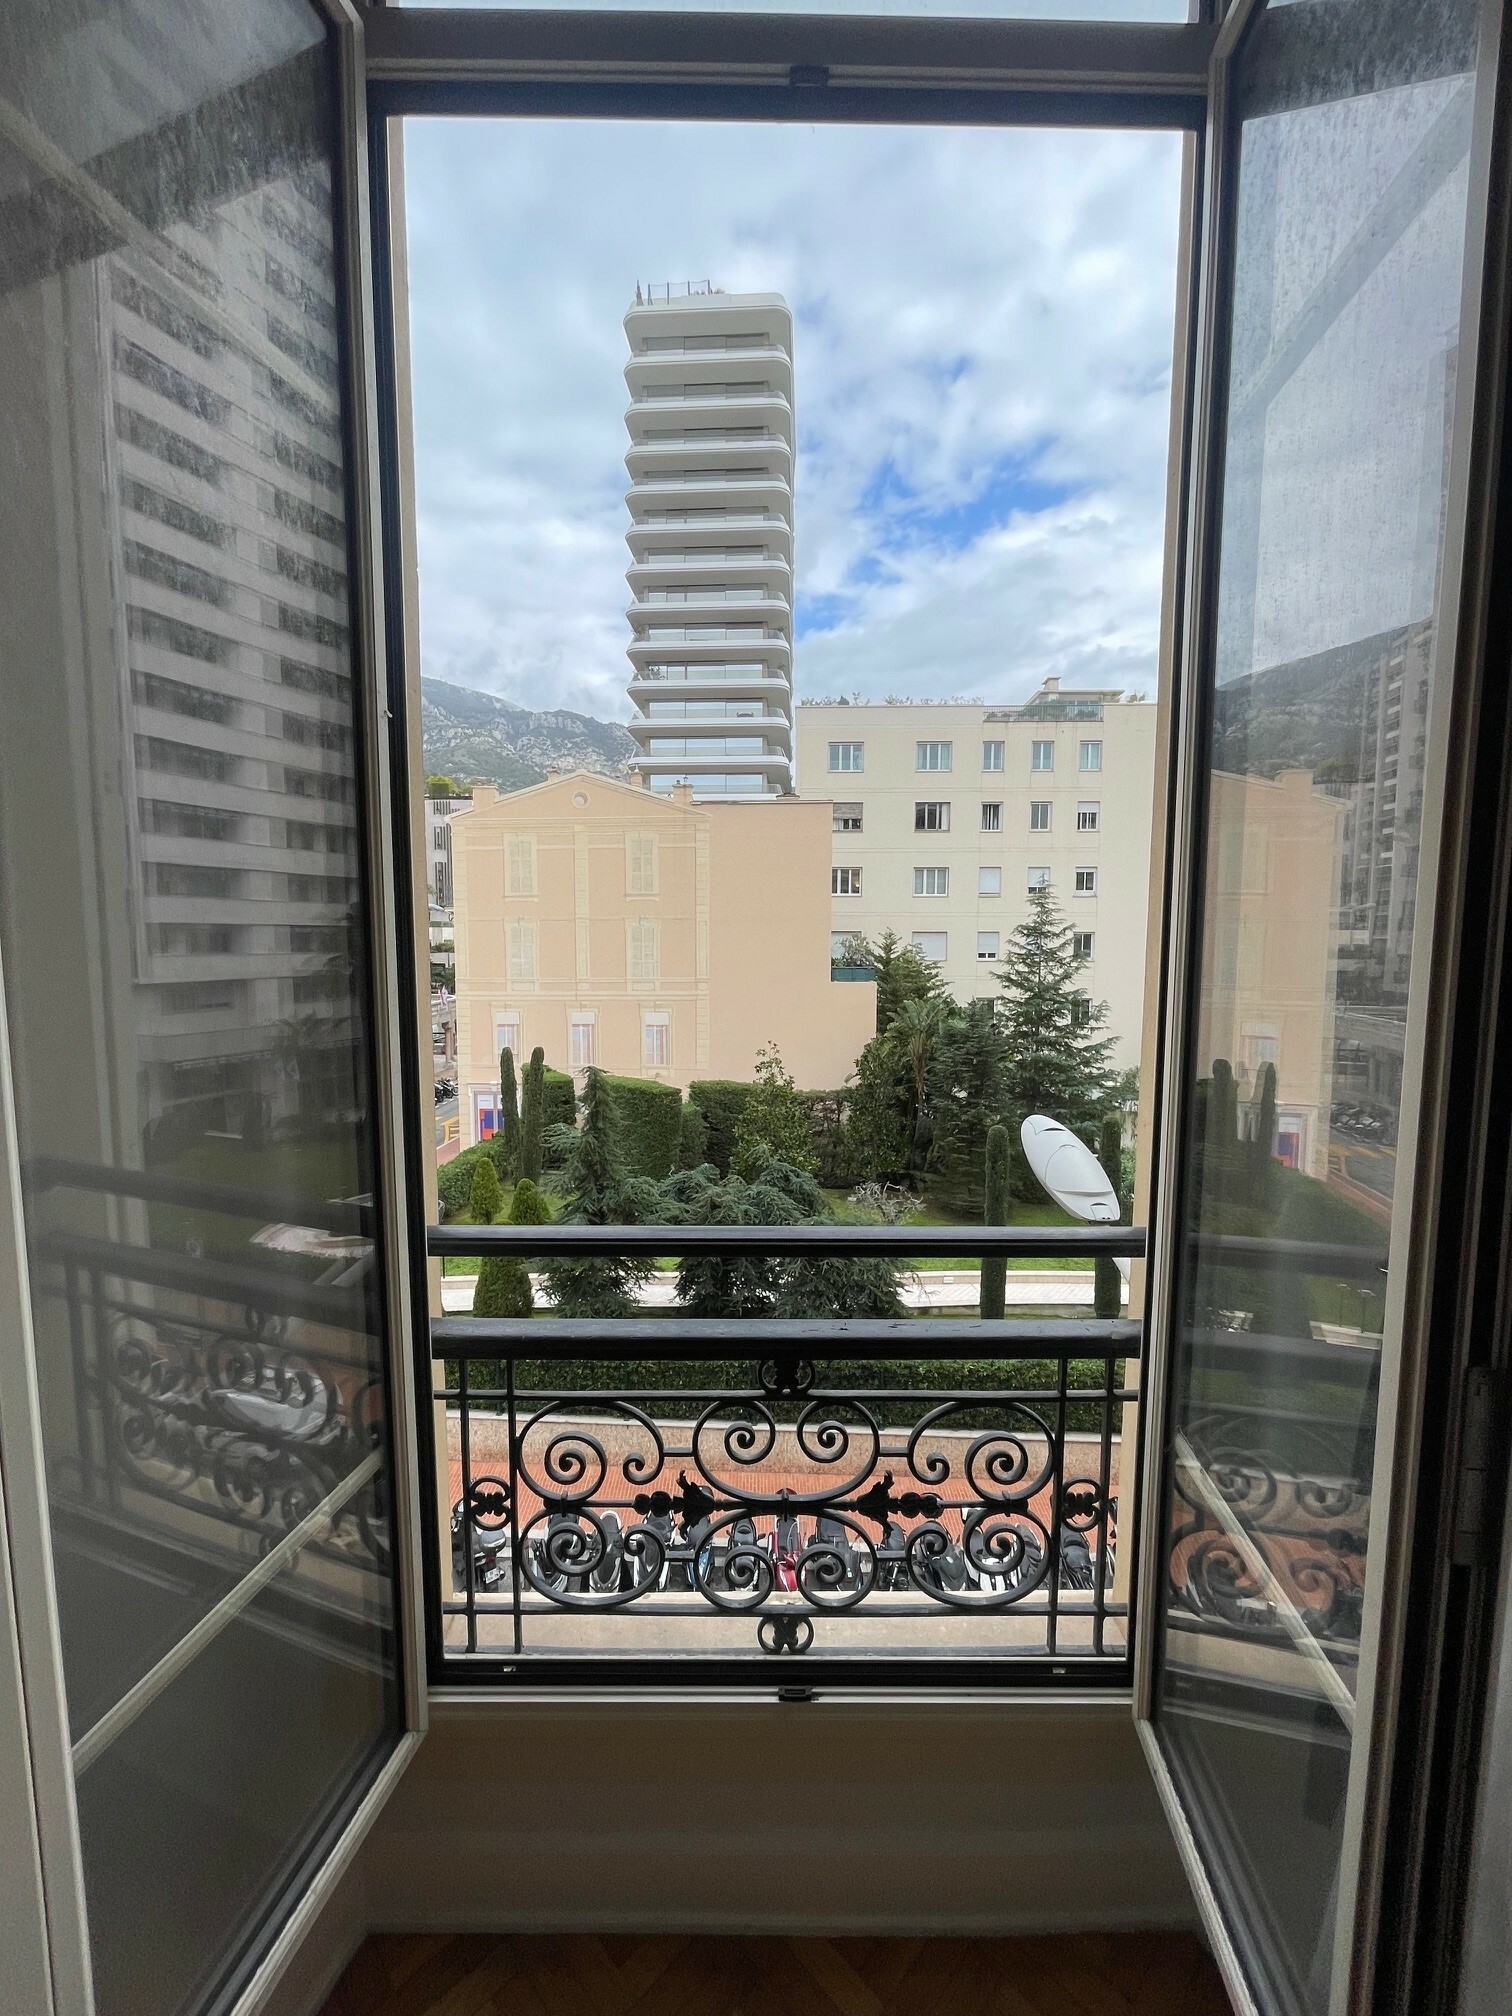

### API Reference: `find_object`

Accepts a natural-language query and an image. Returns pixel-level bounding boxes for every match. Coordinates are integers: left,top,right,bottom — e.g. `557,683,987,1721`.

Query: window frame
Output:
914,799,951,832
363,2,1215,1707
913,865,950,897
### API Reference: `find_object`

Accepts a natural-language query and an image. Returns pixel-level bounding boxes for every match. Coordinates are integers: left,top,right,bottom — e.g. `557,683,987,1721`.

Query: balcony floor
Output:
323,1932,1231,2016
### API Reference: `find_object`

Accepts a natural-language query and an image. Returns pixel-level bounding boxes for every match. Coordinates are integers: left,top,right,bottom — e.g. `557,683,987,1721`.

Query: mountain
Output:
420,677,637,792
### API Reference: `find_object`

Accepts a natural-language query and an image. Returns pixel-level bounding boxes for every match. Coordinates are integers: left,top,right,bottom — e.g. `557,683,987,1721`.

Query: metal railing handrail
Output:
428,1221,1148,1259
433,1314,1142,1364
28,1154,375,1237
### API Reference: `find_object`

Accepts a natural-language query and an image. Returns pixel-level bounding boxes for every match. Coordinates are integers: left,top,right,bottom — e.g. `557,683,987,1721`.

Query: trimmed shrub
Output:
543,1067,576,1129
678,1100,709,1171
687,1079,756,1177
542,1067,576,1166
1094,1113,1124,1320
601,1073,682,1179
520,1046,546,1181
468,1155,503,1225
981,1123,1010,1322
437,1140,506,1218
472,1175,550,1320
498,1047,521,1179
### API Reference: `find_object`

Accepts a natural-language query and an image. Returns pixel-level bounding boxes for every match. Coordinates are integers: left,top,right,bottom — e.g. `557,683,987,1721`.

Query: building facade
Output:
795,681,1157,1066
623,286,795,798
449,772,874,1145
426,794,468,910
1196,769,1346,1183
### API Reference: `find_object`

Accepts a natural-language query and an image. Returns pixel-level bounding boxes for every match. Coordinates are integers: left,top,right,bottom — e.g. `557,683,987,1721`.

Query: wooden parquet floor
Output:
322,1931,1234,2016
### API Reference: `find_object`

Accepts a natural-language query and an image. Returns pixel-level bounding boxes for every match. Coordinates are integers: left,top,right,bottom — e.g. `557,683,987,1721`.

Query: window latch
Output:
1452,1364,1502,1567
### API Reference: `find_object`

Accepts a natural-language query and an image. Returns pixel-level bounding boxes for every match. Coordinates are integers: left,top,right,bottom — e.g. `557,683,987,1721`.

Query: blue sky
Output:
402,117,1184,720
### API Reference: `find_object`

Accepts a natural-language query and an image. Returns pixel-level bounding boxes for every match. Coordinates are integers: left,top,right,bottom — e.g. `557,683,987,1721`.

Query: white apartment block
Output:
796,680,1157,1067
426,795,468,910
623,285,795,798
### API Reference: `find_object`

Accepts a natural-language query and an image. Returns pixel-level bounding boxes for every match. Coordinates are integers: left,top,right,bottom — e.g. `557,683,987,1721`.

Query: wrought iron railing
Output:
30,1159,390,1581
429,1221,1144,1678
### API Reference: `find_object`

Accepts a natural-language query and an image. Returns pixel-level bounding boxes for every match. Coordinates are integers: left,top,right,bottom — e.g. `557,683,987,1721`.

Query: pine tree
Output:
1248,1060,1278,1207
541,1068,655,1317
472,1175,549,1320
868,927,945,1036
519,1045,545,1183
926,997,1010,1216
996,887,1118,1151
468,1153,503,1226
980,1123,1010,1321
732,1043,815,1179
498,1047,521,1180
1094,1112,1125,1320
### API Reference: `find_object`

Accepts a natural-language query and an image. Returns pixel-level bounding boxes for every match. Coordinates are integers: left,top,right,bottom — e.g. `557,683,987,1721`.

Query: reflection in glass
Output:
1155,2,1480,2010
0,5,400,2014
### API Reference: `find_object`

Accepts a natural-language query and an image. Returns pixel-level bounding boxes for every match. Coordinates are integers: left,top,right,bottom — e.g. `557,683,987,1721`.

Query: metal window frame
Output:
1129,5,1512,2016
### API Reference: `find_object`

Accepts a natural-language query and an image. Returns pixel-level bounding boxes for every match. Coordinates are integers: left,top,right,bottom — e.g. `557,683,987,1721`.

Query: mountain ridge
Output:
420,675,636,792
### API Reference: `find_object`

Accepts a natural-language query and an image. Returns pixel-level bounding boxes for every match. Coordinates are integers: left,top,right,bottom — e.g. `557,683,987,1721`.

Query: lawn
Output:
149,1136,366,1258
822,1189,1097,1272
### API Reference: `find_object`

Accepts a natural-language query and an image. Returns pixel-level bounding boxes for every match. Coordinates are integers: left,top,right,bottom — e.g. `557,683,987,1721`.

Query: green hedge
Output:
436,1138,509,1217
600,1073,683,1179
449,1353,1126,1434
687,1079,756,1176
542,1067,576,1166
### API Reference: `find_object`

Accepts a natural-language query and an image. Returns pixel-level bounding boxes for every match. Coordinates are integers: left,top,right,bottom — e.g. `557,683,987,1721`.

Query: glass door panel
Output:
1147,1,1487,2010
0,4,406,2013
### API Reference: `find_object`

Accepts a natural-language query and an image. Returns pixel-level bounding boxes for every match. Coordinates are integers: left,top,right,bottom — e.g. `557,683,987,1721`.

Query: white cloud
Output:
402,114,1184,719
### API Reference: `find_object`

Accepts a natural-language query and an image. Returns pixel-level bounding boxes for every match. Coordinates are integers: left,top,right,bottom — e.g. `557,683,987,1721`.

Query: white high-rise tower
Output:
623,285,794,796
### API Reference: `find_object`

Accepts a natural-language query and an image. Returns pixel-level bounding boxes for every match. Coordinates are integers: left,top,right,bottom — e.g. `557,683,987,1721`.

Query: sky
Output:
402,115,1186,723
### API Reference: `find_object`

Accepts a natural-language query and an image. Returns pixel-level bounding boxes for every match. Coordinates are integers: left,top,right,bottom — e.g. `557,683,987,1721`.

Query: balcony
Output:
624,434,794,482
628,473,792,516
624,390,794,444
430,1222,1143,1673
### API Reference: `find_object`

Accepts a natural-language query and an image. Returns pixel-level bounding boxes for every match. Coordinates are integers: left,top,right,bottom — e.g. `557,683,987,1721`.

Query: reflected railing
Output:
30,1158,390,1582
430,1221,1144,1674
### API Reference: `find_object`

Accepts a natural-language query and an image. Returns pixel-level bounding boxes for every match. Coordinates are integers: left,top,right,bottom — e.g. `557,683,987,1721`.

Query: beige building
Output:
450,772,875,1144
1196,768,1346,1182
795,681,1158,1067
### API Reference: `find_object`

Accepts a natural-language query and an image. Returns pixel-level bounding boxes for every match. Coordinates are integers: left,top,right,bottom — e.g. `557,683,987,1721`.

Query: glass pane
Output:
405,109,1181,1669
1154,1,1482,2009
0,4,401,2012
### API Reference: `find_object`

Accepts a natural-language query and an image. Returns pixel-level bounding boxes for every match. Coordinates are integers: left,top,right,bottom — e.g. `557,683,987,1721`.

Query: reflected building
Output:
1,143,364,1166
1196,768,1345,1182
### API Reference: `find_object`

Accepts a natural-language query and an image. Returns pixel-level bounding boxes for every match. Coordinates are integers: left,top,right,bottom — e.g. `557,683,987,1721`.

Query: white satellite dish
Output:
1021,1115,1119,1220
1021,1115,1129,1286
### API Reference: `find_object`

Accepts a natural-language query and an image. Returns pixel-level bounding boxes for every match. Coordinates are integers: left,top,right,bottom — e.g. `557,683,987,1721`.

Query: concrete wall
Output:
357,1699,1198,1940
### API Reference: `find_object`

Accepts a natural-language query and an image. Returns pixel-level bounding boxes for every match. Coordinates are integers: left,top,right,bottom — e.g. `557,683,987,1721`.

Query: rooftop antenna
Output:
635,282,643,305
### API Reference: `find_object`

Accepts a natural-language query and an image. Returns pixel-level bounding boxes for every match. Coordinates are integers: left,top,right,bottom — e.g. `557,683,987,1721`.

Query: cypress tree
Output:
472,1175,549,1321
541,1068,655,1317
520,1045,546,1183
1249,1060,1278,1206
467,1153,503,1226
1094,1111,1124,1320
498,1046,521,1179
980,1123,1010,1322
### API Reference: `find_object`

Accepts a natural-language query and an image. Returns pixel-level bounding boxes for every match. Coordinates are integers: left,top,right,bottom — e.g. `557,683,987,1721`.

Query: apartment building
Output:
622,285,795,798
796,680,1157,1065
1,152,366,1161
426,793,469,910
448,770,873,1143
